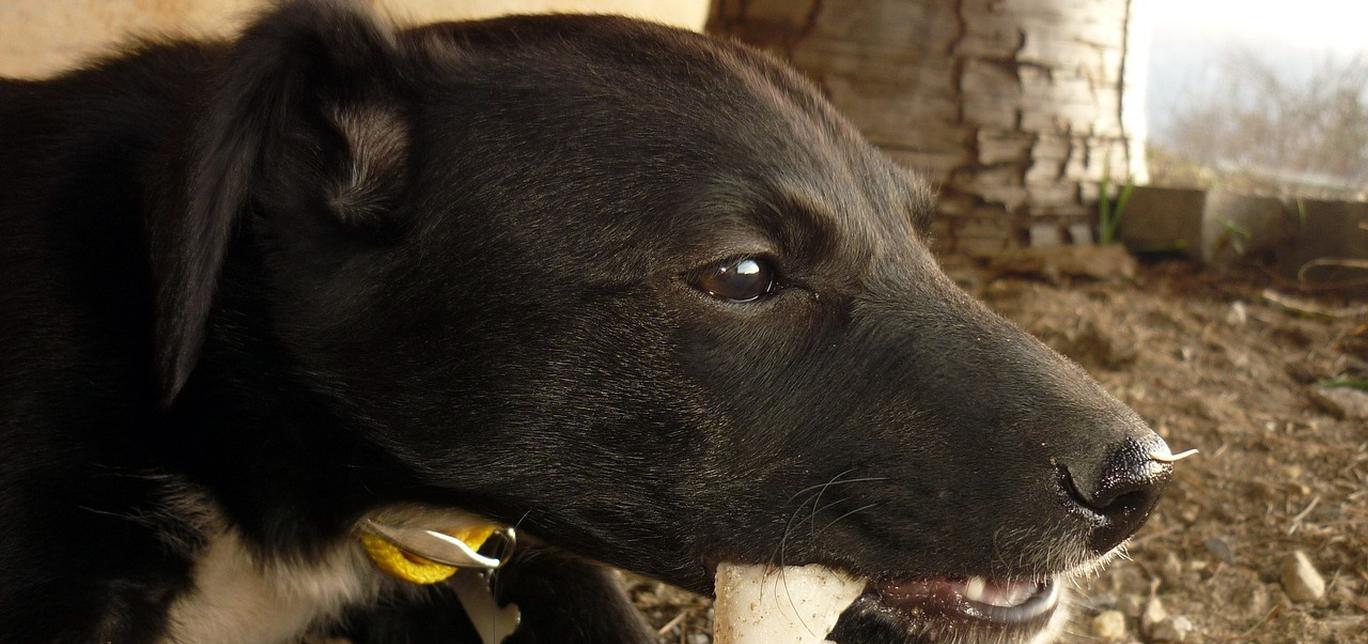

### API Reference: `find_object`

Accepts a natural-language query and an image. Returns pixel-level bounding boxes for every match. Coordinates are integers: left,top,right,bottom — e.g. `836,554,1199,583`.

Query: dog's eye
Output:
693,257,777,302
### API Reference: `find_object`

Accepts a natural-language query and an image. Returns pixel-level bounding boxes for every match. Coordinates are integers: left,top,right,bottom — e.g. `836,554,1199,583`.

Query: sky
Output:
1148,0,1368,57
1144,0,1368,139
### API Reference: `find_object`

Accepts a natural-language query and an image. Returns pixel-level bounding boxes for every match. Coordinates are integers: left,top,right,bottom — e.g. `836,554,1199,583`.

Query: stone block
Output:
934,192,981,217
956,236,1010,257
1079,180,1100,203
1021,102,1105,134
1120,187,1367,276
1201,191,1296,265
1118,186,1204,256
952,164,1024,189
1021,74,1096,106
961,59,1021,101
1027,183,1077,208
884,148,966,179
984,0,1128,24
928,218,954,240
955,33,1022,59
950,165,1029,210
978,130,1034,165
963,98,1019,129
822,75,962,145
1068,222,1094,244
1032,135,1074,161
970,205,1014,220
800,1,958,51
1031,204,1089,219
1273,198,1368,281
957,217,1015,240
796,46,955,87
1029,222,1064,248
1017,36,1111,70
1025,160,1063,185
979,184,1030,211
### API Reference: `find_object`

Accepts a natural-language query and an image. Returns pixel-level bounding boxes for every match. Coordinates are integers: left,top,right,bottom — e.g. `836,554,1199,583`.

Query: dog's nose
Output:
1058,435,1172,553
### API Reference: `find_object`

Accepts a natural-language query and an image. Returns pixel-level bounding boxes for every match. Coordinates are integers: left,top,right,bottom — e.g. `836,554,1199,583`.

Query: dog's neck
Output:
155,326,384,564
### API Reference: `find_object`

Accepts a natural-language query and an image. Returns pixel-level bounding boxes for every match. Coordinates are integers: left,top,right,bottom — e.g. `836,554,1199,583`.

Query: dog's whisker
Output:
785,474,888,504
774,558,819,639
808,495,852,547
815,502,881,537
805,470,852,539
76,504,134,520
810,496,850,519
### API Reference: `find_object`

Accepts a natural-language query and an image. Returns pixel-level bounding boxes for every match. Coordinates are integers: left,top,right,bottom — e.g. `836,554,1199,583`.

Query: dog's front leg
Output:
492,546,656,644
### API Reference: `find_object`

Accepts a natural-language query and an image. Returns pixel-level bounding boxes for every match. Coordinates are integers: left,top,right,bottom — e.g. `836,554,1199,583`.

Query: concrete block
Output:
1201,191,1295,265
1119,187,1367,280
1117,186,1204,257
1274,198,1368,282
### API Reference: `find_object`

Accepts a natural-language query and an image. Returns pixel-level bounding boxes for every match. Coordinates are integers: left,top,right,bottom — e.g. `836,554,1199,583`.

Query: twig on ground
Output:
1231,604,1282,640
1262,289,1368,319
1297,258,1368,290
656,611,687,637
1287,495,1321,535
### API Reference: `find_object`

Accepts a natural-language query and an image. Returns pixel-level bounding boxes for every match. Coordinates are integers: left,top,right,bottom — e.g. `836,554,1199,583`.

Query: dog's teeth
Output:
964,576,986,602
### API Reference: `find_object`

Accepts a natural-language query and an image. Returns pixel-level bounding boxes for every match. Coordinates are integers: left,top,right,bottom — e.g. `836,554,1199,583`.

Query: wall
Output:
0,0,708,79
709,0,1149,254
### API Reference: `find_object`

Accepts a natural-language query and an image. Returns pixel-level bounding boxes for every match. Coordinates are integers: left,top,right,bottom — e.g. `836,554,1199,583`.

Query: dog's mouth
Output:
827,572,1069,643
874,575,1059,625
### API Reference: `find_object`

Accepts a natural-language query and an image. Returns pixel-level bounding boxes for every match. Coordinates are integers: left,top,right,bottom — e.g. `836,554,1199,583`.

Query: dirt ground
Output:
629,257,1368,643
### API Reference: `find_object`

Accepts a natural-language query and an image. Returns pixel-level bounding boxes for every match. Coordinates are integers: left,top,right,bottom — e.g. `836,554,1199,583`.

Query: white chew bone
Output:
713,563,866,644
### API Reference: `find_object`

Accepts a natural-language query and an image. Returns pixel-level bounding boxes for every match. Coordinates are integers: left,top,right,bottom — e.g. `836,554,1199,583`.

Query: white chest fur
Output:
162,529,378,644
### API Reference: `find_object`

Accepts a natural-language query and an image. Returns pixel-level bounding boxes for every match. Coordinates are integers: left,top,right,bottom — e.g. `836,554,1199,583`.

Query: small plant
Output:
1098,172,1134,245
1221,218,1251,254
1317,377,1368,392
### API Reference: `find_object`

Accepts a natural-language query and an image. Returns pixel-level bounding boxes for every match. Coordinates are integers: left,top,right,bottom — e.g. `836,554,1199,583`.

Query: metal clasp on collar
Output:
360,519,517,569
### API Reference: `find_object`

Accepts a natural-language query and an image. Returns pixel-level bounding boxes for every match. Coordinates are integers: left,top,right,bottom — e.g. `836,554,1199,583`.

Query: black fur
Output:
0,1,1169,642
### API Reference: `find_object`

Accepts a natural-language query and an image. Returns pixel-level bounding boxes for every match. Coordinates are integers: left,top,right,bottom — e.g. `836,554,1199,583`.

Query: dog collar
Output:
358,517,522,643
358,518,513,584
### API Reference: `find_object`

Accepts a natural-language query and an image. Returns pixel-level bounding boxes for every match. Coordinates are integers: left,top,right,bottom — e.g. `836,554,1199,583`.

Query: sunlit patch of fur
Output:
990,521,1130,583
166,529,379,644
327,105,409,224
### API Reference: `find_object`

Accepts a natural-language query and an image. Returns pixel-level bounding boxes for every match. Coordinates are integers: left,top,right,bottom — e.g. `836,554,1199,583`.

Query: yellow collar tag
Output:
360,524,497,585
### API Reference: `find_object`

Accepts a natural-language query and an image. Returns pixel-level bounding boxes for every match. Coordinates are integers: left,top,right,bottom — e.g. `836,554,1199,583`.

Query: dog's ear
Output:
151,0,412,406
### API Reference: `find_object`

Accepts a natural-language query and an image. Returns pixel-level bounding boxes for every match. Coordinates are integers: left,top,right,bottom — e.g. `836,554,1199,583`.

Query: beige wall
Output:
0,0,709,78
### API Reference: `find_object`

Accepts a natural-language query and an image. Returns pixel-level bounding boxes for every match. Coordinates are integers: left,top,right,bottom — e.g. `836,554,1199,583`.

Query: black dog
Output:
0,1,1173,642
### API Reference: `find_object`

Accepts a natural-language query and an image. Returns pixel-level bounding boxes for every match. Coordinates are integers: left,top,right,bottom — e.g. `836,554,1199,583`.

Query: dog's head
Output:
152,2,1171,641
